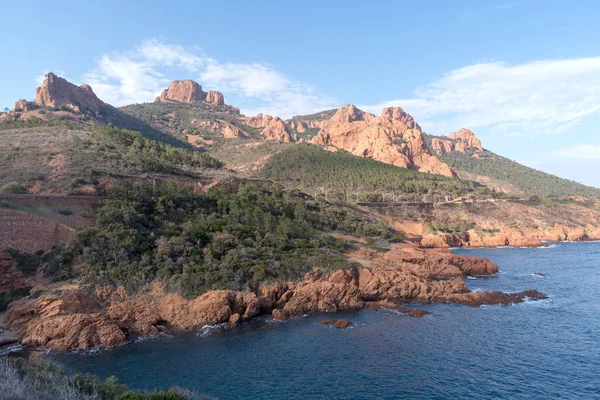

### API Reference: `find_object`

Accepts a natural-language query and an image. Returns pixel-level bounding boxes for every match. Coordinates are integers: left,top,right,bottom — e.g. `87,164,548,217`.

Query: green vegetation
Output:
120,102,263,144
5,247,68,281
0,125,223,194
0,357,212,400
0,286,32,312
437,148,600,198
260,143,476,202
59,181,393,298
94,126,223,172
0,182,27,194
286,109,337,140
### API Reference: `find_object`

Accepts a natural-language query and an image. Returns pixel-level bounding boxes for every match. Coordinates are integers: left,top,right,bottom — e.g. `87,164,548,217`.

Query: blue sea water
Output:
53,242,600,399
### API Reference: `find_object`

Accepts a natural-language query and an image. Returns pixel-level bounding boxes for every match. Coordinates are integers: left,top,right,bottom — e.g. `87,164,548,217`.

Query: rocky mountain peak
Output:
381,107,420,131
331,104,368,123
431,128,483,156
312,104,456,177
155,80,225,106
448,128,483,150
247,113,291,142
35,72,106,113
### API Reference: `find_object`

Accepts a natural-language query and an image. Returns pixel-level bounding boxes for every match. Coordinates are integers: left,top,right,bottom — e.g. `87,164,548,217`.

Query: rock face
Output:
12,99,30,112
155,80,225,106
35,73,106,113
320,319,353,328
247,113,292,142
431,128,483,156
5,245,546,351
312,105,456,177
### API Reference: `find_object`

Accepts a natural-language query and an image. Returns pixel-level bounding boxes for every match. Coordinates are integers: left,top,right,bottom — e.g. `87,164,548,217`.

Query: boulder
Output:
35,73,106,113
320,319,353,329
155,80,225,106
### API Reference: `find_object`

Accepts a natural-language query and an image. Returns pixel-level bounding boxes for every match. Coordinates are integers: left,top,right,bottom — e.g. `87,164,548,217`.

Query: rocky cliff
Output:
246,113,292,142
431,128,483,156
6,244,546,350
155,80,225,106
35,73,107,113
312,105,457,177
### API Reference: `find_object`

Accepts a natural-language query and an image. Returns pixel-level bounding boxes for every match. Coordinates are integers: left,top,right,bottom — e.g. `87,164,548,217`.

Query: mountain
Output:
2,73,599,199
423,132,600,198
2,73,184,147
121,80,293,147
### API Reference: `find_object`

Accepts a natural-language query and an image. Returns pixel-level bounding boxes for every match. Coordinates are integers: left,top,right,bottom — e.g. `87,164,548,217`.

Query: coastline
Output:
2,243,548,353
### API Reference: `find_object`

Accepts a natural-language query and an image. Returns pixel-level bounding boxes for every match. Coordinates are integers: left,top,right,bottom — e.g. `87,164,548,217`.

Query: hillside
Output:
422,133,600,198
0,120,224,195
2,73,184,147
260,143,476,202
442,151,600,198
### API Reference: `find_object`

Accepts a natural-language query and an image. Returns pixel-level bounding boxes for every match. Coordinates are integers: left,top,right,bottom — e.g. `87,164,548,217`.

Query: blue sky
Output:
2,0,600,187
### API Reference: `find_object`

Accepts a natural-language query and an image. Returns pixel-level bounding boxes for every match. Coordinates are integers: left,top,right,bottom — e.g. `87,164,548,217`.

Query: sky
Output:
2,0,600,187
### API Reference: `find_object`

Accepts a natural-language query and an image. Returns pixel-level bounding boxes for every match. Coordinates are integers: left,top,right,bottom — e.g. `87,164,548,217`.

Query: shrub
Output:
0,182,27,194
58,208,73,215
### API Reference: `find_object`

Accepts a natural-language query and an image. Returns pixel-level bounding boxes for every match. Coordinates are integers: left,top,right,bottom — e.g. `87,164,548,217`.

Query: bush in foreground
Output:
0,357,214,400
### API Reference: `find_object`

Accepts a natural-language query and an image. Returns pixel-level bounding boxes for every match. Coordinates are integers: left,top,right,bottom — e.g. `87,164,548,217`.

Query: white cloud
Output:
555,144,600,160
360,58,600,136
75,39,336,118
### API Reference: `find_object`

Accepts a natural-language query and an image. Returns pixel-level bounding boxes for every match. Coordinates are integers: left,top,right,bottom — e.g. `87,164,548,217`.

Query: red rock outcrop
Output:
320,319,353,328
431,128,483,156
311,105,456,177
247,113,292,142
12,99,30,112
6,245,545,351
204,91,225,106
35,73,106,113
155,80,225,106
449,129,483,150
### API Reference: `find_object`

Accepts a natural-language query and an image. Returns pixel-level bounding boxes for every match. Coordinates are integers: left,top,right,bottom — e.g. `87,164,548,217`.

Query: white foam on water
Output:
515,296,553,308
0,344,23,356
196,323,228,337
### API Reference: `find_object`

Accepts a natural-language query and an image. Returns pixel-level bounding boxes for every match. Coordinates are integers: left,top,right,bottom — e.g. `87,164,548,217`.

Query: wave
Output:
196,323,228,337
536,244,557,249
0,344,23,356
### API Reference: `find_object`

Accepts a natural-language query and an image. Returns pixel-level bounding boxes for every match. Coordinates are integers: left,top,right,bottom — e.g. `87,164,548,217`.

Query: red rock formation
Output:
320,319,353,328
35,73,106,113
449,128,483,151
366,300,431,317
12,99,30,112
247,113,292,142
431,128,483,156
155,80,225,106
204,91,225,106
5,246,545,351
312,105,456,177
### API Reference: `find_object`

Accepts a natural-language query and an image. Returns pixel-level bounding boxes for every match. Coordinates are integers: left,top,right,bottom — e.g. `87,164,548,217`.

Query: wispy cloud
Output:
555,144,600,160
78,39,336,118
360,57,600,136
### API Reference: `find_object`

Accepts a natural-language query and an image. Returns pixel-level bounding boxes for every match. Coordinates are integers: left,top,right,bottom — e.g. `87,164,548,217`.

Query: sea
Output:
45,242,600,398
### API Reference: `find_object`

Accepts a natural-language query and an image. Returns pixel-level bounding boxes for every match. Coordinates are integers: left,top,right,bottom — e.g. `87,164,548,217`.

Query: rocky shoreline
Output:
3,245,547,352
